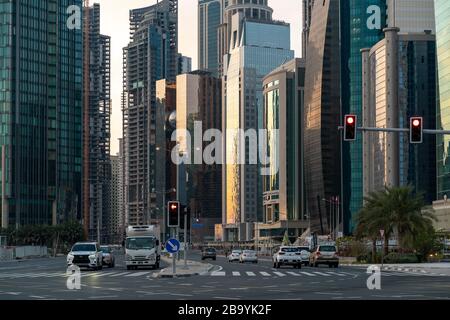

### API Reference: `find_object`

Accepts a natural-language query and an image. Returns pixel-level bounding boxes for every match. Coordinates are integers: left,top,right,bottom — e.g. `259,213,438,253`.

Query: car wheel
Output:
298,263,302,269
314,263,318,268
328,264,333,268
98,264,103,270
276,262,280,269
273,262,276,268
127,266,131,270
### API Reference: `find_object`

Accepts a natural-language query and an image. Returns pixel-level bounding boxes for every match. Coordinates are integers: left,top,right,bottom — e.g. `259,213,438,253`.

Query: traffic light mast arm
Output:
338,126,450,135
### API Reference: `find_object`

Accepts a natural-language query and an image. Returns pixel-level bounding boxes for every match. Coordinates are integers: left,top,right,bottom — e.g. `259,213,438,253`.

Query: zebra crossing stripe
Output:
273,272,286,277
125,272,150,277
260,272,271,277
211,272,226,276
109,272,131,277
300,272,316,277
312,272,331,277
88,272,117,278
286,272,301,276
246,272,256,277
327,272,346,277
232,272,241,276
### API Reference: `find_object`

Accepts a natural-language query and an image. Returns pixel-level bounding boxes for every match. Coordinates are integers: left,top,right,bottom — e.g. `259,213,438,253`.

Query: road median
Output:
153,255,215,278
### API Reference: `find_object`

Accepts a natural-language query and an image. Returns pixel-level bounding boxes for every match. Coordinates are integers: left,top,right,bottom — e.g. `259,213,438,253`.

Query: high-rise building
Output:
218,0,273,77
387,0,435,34
259,58,308,242
177,54,192,74
176,71,222,243
301,0,314,58
123,0,178,226
110,151,123,245
340,0,387,235
198,0,227,76
222,6,294,241
304,0,342,235
435,0,450,200
0,0,83,228
362,29,437,204
84,3,112,243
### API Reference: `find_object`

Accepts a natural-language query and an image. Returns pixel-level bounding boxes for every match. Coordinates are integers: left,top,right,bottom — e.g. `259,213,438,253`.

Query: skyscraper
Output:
260,58,308,242
362,30,437,203
0,0,83,228
176,71,222,243
177,54,193,75
222,4,294,241
84,3,112,243
435,0,450,200
198,0,227,76
123,0,178,226
301,0,314,58
304,0,341,235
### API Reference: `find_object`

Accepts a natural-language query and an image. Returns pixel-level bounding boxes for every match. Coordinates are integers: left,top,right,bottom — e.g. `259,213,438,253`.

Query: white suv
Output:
273,246,302,269
67,242,103,270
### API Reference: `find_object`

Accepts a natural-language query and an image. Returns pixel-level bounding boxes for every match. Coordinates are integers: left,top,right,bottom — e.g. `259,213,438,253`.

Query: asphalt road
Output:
0,252,449,300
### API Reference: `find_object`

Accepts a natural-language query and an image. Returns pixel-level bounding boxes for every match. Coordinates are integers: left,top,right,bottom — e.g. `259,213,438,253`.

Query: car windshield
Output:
232,250,241,254
126,237,155,250
100,246,111,253
298,247,310,252
281,247,298,253
319,246,336,252
205,248,215,252
72,244,96,252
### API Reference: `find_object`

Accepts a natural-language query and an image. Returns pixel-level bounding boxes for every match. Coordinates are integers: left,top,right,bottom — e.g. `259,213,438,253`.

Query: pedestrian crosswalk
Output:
207,270,354,278
0,271,154,280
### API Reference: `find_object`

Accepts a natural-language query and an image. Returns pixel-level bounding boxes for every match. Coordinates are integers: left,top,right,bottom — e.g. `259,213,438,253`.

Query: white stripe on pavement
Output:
109,272,131,277
246,272,256,277
125,272,151,277
232,272,241,276
286,272,301,276
313,272,331,277
260,272,271,277
273,272,286,277
300,272,316,277
211,272,226,276
88,272,118,278
326,272,346,277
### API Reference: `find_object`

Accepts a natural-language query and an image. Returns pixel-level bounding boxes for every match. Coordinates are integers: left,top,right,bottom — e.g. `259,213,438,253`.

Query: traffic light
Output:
344,115,357,141
167,201,180,227
410,117,423,144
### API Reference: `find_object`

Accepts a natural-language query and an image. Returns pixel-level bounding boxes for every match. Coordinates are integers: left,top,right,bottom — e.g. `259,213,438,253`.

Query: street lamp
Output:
322,197,339,240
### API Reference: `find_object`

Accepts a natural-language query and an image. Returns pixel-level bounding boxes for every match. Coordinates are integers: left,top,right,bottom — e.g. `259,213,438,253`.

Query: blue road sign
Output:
165,238,180,254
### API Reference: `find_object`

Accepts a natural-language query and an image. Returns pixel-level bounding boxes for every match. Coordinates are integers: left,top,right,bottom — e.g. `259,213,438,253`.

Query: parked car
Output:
201,247,217,261
228,250,242,262
272,246,302,269
296,246,311,266
240,250,258,264
309,245,339,268
100,245,115,268
67,242,103,270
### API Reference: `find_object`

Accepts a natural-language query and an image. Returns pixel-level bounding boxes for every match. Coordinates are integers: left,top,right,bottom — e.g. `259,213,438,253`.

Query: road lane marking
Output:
109,272,131,277
313,272,331,277
273,272,286,277
287,272,301,276
125,272,151,277
326,272,346,277
232,272,241,276
300,272,316,277
246,272,256,277
211,272,226,276
88,272,117,277
260,272,271,277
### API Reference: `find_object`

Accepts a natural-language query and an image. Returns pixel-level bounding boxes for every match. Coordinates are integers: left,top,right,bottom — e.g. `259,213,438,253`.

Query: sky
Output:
95,0,303,154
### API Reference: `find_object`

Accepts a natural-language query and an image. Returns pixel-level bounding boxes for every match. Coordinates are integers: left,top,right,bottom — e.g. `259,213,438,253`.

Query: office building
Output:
198,0,227,75
178,54,192,74
387,0,435,34
260,58,308,243
362,29,437,204
435,0,450,200
0,0,83,228
304,0,342,235
222,5,294,241
301,0,314,58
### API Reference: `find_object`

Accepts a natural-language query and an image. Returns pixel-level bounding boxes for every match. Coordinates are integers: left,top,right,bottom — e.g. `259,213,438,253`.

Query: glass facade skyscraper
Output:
0,0,83,228
436,0,450,200
342,0,386,234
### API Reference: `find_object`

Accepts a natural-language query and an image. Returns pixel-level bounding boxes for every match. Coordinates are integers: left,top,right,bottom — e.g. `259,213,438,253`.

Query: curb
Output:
153,262,215,279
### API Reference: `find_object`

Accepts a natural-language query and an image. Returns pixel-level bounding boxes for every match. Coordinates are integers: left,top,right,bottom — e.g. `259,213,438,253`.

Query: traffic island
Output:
153,256,215,278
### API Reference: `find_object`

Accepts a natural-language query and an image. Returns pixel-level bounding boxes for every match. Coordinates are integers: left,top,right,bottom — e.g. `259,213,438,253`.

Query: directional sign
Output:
165,238,180,254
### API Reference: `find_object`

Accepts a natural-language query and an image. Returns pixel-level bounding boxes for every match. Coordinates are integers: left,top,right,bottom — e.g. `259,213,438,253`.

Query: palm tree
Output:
355,186,436,255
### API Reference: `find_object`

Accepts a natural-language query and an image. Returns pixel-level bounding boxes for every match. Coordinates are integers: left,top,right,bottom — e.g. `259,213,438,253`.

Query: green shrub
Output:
383,252,419,264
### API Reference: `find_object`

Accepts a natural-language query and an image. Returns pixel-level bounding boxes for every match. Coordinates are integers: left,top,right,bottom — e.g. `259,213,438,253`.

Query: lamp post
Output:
322,197,339,240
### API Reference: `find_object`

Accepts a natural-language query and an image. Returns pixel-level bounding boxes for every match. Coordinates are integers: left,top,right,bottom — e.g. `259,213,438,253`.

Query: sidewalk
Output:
153,255,215,278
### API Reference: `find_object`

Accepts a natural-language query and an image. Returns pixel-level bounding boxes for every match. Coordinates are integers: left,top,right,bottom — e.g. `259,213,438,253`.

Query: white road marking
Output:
109,272,131,277
300,272,316,277
211,271,226,276
326,272,347,277
260,272,271,277
246,272,256,277
232,272,241,276
125,272,150,277
273,272,286,277
287,272,301,276
313,272,331,277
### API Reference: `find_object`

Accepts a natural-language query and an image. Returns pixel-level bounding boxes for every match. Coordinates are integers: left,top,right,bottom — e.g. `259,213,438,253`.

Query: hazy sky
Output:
95,0,302,154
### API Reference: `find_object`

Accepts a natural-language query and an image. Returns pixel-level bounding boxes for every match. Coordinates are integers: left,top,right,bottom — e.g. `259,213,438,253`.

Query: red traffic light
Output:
410,117,423,144
168,201,180,227
344,115,357,141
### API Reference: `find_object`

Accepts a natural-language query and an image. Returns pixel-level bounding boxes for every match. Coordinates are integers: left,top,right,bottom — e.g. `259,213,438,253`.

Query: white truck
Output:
125,225,161,270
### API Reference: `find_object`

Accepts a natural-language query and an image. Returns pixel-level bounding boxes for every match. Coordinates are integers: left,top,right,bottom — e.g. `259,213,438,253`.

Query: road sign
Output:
166,238,181,254
380,230,385,238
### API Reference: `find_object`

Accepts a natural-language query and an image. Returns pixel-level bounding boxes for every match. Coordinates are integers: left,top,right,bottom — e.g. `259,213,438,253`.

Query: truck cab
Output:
125,225,161,270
